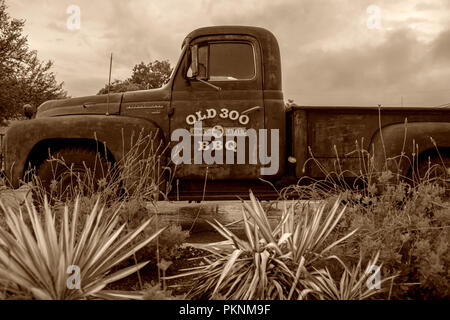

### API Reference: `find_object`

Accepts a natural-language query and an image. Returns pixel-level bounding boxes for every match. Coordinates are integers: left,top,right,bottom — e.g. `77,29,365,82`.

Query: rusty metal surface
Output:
171,34,266,180
183,26,282,91
290,106,450,178
290,105,450,111
36,93,123,118
264,94,286,178
3,115,161,187
6,25,450,198
287,110,308,177
371,122,450,175
120,86,172,139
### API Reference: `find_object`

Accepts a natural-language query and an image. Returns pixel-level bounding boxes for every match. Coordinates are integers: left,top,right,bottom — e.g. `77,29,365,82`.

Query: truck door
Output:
170,35,264,180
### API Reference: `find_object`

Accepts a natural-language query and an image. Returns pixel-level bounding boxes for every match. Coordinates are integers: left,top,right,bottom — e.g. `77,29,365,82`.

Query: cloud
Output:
431,29,450,63
46,21,67,33
285,27,450,106
6,0,450,105
415,2,441,11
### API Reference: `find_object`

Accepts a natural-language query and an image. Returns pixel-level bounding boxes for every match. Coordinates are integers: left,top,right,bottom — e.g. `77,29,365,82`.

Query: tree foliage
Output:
98,60,172,95
0,0,67,120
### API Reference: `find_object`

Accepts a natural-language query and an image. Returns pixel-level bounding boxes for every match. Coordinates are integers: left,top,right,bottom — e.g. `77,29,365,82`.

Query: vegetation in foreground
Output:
0,197,166,300
0,135,449,300
169,192,395,300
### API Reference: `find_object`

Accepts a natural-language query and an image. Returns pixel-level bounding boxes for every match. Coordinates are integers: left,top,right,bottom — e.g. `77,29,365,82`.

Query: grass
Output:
0,122,449,299
28,128,176,206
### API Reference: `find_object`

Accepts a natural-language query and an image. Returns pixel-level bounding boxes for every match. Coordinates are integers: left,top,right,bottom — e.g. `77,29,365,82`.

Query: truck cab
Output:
3,26,288,199
169,26,286,180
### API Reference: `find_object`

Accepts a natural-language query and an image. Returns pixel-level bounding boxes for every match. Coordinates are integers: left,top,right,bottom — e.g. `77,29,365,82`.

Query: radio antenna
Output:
106,53,113,116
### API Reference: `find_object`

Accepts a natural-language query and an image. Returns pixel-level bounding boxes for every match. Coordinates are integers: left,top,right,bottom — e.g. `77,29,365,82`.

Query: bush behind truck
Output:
2,25,450,200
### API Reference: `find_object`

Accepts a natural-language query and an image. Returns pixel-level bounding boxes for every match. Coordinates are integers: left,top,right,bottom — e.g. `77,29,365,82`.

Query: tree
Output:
97,60,172,95
97,79,141,95
0,0,66,120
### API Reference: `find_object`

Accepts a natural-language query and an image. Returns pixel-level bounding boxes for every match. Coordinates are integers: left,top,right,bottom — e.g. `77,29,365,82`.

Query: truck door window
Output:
198,45,208,79
209,43,255,81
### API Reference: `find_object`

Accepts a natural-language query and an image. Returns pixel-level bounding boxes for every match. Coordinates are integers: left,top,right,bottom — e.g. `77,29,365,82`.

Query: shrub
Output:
278,128,450,300
141,282,185,300
331,179,450,299
170,191,393,300
0,197,165,300
145,224,189,261
302,252,390,300
114,198,189,262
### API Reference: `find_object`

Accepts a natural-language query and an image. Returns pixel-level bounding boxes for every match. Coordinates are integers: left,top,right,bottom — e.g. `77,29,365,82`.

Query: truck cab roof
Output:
182,26,283,91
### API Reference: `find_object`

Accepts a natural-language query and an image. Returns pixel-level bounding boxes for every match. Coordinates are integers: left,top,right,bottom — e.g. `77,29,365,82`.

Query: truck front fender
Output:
4,115,164,187
370,122,450,176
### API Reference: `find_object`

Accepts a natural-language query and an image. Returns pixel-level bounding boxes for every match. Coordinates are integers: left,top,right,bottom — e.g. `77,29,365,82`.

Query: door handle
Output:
242,106,262,114
168,106,174,117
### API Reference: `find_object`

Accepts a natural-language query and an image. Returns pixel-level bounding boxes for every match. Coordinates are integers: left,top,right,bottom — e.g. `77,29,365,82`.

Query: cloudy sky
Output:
7,0,450,106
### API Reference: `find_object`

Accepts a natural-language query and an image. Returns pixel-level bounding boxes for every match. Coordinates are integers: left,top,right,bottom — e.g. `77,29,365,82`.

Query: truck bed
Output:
287,105,450,178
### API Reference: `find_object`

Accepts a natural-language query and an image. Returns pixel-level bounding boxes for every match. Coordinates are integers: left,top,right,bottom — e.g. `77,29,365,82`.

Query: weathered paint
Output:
37,93,123,118
182,26,282,91
4,26,450,199
289,106,450,178
171,28,283,179
4,115,162,187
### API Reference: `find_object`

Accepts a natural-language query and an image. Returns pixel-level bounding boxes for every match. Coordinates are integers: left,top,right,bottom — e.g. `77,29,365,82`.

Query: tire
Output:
415,155,450,194
36,147,110,200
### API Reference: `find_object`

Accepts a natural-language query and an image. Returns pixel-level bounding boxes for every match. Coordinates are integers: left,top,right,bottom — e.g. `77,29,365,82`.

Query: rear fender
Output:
370,122,450,176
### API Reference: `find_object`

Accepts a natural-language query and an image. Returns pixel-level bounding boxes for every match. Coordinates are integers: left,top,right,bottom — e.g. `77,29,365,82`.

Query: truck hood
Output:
36,93,123,118
36,86,171,118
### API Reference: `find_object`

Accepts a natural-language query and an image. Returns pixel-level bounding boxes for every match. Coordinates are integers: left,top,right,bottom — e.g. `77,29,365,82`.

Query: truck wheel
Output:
36,147,110,199
415,155,450,192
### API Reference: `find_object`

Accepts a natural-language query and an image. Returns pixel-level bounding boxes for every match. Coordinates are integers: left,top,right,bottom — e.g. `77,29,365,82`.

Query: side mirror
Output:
23,104,35,119
190,45,199,78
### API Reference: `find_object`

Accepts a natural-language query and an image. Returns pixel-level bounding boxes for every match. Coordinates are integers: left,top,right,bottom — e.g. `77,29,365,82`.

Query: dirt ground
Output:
0,184,32,209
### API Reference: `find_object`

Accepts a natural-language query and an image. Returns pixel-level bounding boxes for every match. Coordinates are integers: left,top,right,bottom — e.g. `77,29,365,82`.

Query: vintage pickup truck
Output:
3,26,450,200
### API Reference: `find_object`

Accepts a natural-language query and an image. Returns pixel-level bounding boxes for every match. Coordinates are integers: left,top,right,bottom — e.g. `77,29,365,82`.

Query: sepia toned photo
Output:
0,0,448,310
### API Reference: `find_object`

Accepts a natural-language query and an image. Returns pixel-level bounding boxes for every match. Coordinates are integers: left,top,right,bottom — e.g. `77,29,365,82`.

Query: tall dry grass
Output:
29,129,176,207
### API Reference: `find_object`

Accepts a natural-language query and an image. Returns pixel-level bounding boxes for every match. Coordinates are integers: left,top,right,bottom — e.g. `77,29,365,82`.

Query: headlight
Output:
23,104,35,119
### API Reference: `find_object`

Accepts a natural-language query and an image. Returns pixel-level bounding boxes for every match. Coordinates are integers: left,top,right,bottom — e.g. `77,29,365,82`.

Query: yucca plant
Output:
301,251,396,300
169,191,361,300
0,197,165,300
